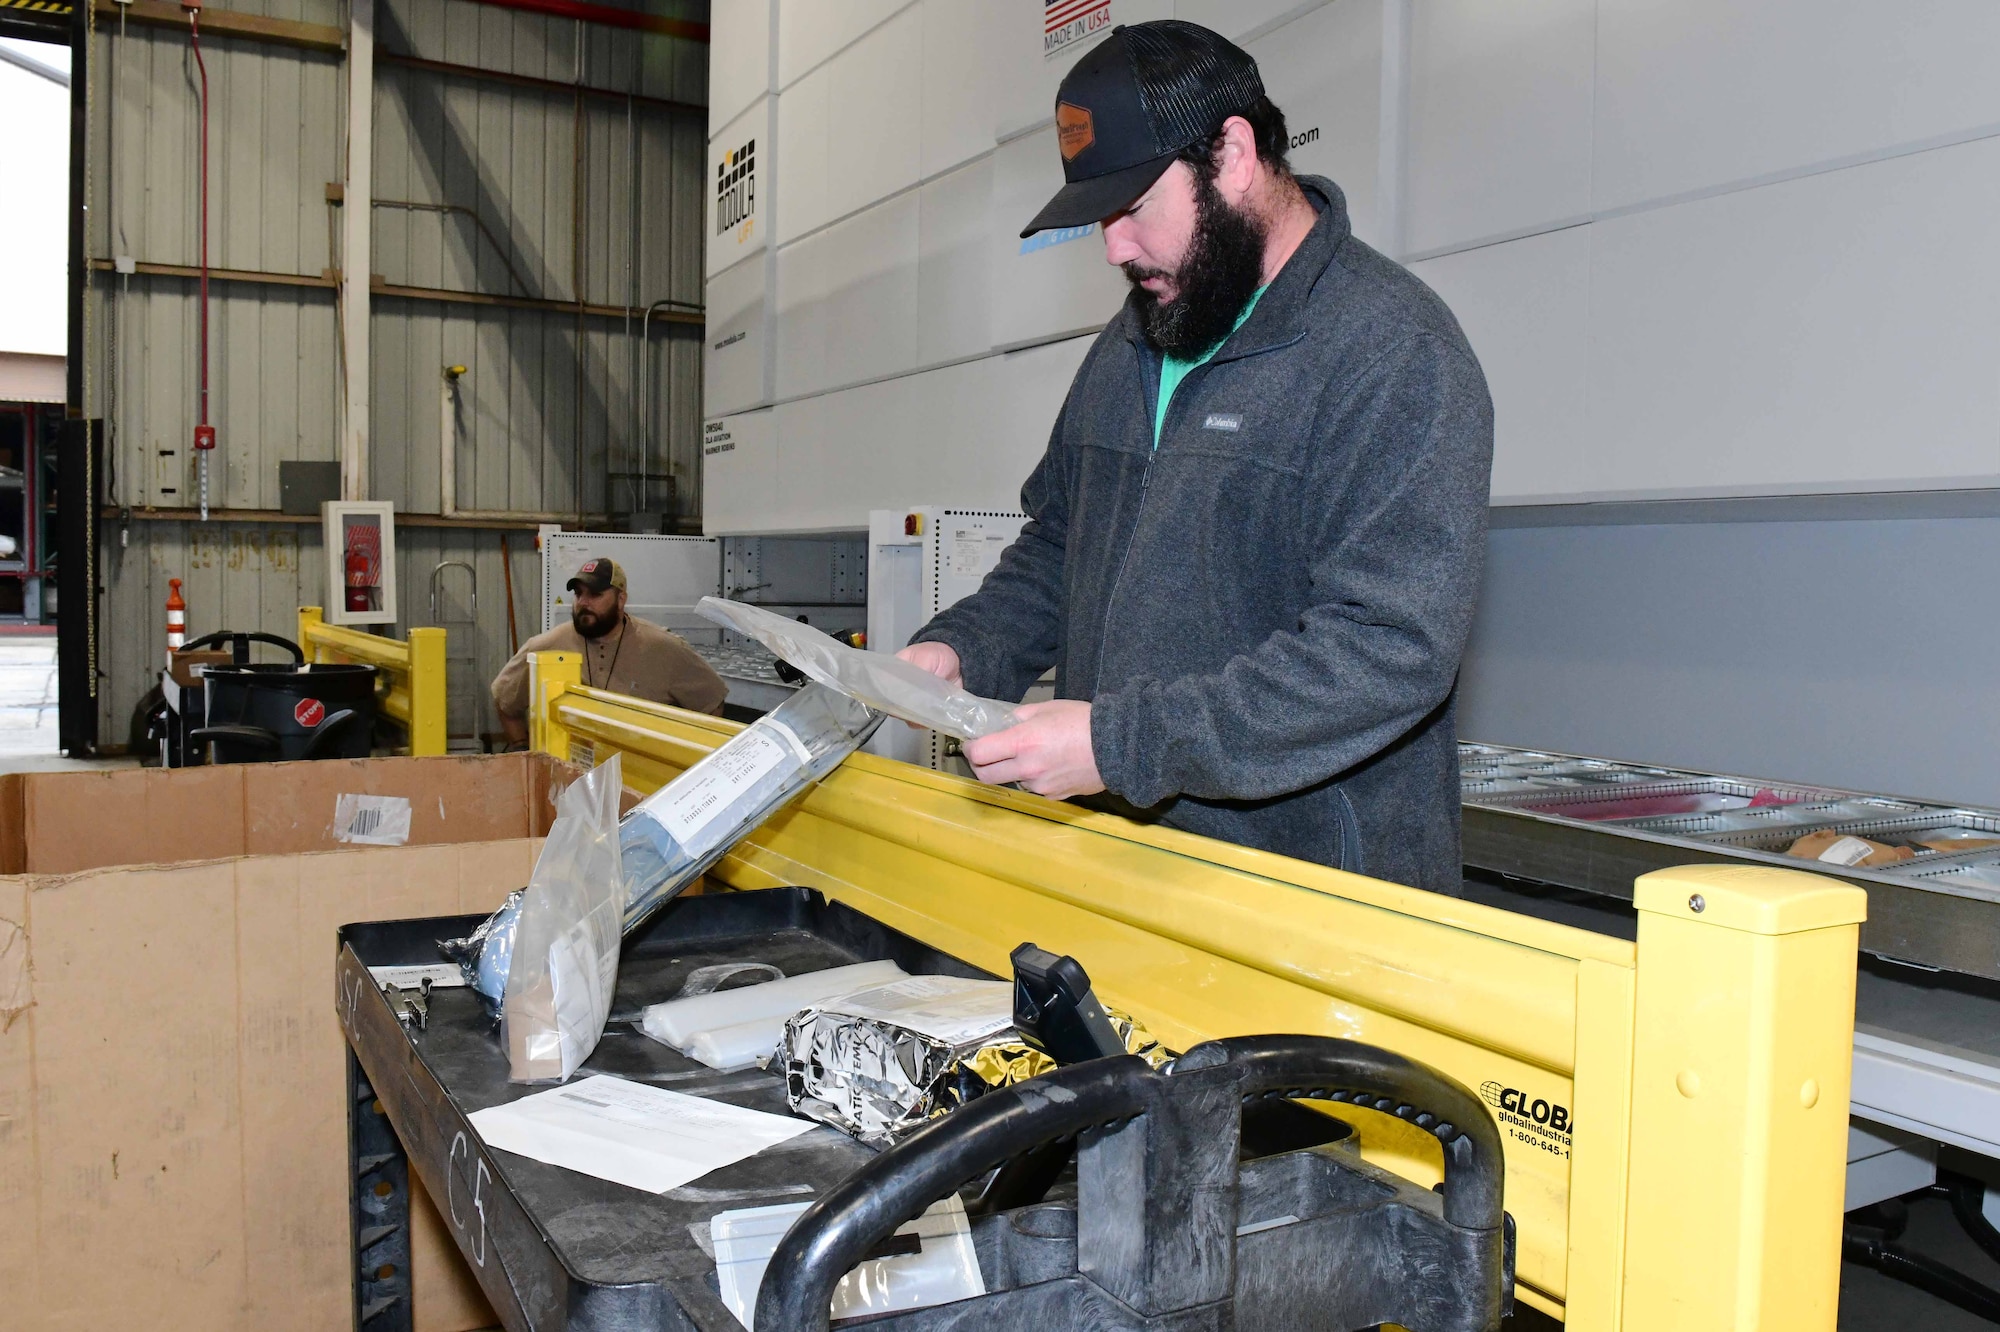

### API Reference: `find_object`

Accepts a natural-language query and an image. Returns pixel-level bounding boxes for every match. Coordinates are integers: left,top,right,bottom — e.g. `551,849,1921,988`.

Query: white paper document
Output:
820,975,1014,1046
467,1074,815,1194
368,962,466,990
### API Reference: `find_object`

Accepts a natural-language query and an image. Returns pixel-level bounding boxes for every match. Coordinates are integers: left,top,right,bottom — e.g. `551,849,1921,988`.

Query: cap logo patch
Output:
1056,102,1095,160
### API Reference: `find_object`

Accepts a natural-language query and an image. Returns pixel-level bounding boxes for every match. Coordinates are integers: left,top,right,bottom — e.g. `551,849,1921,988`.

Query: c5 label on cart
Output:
1481,1080,1573,1159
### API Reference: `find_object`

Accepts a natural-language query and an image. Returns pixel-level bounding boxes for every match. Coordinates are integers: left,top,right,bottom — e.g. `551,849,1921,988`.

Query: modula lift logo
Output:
1481,1080,1574,1159
1045,0,1112,59
716,137,756,240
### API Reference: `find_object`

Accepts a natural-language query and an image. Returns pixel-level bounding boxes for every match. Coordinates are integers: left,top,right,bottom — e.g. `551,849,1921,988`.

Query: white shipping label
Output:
334,794,413,846
1816,835,1878,867
822,975,1015,1046
948,529,1009,579
650,728,796,857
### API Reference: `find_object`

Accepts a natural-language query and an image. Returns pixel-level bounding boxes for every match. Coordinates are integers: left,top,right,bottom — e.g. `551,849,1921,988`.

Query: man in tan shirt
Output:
492,556,727,743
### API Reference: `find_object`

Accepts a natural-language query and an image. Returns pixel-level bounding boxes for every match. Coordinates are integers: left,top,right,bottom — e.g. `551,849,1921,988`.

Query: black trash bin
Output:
194,661,378,763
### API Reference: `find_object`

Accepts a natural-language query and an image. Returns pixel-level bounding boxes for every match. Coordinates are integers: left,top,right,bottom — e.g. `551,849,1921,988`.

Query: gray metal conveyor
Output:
1459,742,2000,1176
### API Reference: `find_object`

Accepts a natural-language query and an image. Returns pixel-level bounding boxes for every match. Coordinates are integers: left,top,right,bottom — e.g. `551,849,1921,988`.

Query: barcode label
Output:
1816,835,1876,867
647,727,795,858
334,794,414,846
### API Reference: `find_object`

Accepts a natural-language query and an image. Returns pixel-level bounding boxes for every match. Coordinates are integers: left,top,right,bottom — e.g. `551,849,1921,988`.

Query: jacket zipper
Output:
1092,344,1165,685
1090,325,1304,693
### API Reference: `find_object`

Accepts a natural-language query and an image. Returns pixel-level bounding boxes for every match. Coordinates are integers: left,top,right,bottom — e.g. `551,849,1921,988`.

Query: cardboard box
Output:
168,648,232,688
0,750,567,874
0,753,581,1331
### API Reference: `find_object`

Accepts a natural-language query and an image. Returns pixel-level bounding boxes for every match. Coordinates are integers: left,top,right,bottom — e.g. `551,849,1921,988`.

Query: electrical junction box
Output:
865,506,1028,769
538,527,721,640
322,500,398,627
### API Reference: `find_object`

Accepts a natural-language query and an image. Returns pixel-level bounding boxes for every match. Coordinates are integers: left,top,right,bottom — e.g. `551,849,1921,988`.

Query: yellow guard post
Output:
298,606,449,755
533,685,1866,1330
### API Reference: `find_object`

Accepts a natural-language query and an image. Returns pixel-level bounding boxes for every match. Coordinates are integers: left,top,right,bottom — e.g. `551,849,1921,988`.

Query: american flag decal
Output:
1044,0,1112,59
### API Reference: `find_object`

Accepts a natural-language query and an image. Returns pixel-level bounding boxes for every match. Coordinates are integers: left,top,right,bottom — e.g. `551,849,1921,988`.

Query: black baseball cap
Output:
1021,21,1266,238
566,557,627,595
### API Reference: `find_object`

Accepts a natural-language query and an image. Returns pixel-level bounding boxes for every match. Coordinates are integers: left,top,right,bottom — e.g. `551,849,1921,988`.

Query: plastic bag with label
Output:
443,685,881,1010
696,597,1019,741
619,682,881,929
502,753,625,1082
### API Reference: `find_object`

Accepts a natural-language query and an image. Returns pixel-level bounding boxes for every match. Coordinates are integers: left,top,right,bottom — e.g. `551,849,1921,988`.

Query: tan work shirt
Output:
491,614,728,718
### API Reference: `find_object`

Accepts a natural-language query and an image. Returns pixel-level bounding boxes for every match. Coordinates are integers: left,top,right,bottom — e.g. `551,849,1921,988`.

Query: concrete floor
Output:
0,633,138,772
0,634,60,757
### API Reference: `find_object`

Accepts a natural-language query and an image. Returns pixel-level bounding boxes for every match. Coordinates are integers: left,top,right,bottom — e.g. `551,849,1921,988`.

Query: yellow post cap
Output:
1634,863,1867,935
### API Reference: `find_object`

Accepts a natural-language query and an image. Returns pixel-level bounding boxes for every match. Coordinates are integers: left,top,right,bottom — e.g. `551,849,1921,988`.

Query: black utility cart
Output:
337,888,1513,1332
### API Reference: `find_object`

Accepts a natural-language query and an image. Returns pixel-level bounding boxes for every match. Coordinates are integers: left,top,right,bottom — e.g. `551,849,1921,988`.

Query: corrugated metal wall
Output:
82,0,709,748
99,518,543,749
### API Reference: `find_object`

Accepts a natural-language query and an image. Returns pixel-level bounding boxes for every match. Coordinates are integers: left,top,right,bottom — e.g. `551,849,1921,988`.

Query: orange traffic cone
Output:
166,578,187,667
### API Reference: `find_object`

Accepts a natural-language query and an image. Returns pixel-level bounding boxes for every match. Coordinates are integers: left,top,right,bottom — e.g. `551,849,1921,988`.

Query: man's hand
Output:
896,640,963,689
963,700,1104,799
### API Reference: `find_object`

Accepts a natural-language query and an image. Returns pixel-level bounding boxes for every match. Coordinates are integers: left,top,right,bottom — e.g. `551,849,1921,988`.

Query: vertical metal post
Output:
56,419,101,755
529,649,581,761
1620,865,1866,1330
299,604,326,662
58,0,97,753
341,0,375,500
348,1047,415,1332
406,626,449,756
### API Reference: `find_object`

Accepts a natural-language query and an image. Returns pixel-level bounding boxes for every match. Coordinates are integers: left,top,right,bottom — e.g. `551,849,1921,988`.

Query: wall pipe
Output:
187,2,214,521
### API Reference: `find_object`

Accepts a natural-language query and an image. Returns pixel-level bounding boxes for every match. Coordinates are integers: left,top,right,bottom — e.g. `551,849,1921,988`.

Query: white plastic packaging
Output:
710,1195,985,1330
502,754,626,1083
697,597,1020,741
685,1020,786,1073
638,960,907,1069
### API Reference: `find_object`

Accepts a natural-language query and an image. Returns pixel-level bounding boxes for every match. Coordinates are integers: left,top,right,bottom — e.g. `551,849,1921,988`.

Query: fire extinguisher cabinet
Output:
321,500,399,627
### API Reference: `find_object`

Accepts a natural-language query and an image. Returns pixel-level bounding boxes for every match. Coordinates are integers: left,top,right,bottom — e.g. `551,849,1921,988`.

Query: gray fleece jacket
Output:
914,177,1492,894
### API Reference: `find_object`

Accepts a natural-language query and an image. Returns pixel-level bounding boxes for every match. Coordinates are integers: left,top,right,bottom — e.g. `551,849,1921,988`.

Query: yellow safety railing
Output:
531,662,1866,1331
298,607,448,756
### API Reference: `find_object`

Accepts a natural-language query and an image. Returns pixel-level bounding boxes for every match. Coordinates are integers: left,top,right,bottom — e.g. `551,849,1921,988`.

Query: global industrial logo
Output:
715,138,756,242
1045,0,1112,59
1480,1080,1574,1159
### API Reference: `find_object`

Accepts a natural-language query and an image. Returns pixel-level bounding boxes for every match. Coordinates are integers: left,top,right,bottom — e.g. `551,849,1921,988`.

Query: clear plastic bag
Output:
439,886,522,1006
697,597,1019,740
620,682,881,929
502,753,626,1083
711,1195,985,1330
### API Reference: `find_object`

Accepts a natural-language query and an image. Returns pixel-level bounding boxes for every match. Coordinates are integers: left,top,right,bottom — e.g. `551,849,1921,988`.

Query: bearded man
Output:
899,21,1493,893
492,556,726,745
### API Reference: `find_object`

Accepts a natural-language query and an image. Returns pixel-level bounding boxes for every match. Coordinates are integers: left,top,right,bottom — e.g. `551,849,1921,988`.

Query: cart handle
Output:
180,630,304,665
754,1055,1154,1331
1184,1033,1505,1231
754,1035,1504,1330
300,708,363,760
